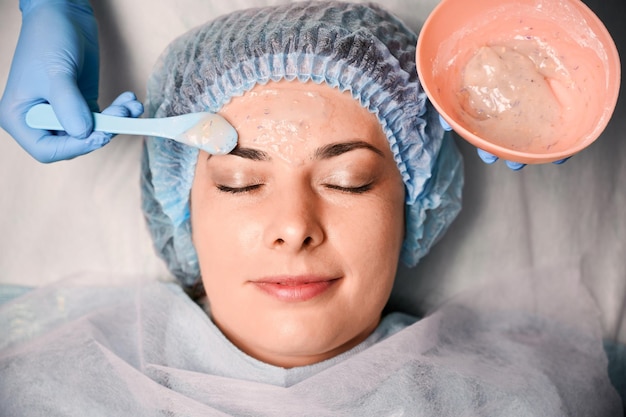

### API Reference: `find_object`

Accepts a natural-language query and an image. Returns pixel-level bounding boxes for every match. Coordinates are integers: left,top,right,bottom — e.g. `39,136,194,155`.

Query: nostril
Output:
271,236,316,249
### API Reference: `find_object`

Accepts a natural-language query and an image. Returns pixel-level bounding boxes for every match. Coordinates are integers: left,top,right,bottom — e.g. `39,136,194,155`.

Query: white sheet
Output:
1,269,622,416
0,0,624,347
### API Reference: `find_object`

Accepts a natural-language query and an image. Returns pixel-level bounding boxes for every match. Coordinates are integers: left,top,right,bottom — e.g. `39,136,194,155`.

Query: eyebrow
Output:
314,141,384,159
228,146,270,161
213,140,384,161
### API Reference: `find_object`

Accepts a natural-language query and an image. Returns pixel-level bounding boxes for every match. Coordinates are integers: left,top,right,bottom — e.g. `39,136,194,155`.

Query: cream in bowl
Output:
417,0,620,164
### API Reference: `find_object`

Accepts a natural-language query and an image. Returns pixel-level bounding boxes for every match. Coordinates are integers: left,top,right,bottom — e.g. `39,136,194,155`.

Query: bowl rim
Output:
416,0,621,164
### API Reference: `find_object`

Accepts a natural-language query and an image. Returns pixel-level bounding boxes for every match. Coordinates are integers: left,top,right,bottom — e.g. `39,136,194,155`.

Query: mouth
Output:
250,276,340,302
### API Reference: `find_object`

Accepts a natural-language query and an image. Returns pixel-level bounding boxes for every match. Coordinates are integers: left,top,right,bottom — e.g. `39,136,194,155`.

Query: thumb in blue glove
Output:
0,0,107,162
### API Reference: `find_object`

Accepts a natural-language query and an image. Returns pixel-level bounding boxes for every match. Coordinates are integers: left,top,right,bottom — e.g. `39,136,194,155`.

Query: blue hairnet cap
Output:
142,1,463,287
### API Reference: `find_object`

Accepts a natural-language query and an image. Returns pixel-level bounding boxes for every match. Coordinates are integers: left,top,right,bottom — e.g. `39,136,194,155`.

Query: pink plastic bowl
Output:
416,0,620,164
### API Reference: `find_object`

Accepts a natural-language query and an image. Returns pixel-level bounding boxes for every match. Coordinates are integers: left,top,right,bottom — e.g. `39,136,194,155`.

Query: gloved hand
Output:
84,91,144,143
0,0,109,162
439,115,569,170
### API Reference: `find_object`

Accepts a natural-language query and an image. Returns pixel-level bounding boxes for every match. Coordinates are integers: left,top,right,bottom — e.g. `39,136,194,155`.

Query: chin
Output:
240,311,376,367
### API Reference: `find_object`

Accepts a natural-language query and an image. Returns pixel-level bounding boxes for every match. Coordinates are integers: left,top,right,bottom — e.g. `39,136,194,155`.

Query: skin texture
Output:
190,80,406,368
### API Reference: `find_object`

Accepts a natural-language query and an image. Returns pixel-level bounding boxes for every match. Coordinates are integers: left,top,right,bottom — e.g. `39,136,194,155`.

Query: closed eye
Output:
216,184,263,194
324,183,373,194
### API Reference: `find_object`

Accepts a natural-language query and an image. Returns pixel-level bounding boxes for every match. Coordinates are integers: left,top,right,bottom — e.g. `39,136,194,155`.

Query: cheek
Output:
191,203,261,317
335,192,405,276
329,198,404,330
191,178,238,281
191,199,259,276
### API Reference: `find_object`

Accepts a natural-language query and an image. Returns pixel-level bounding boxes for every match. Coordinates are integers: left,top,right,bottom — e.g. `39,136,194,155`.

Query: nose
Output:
262,184,324,252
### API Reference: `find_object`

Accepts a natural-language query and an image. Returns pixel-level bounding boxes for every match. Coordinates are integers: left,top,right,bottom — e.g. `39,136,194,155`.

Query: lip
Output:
251,276,340,302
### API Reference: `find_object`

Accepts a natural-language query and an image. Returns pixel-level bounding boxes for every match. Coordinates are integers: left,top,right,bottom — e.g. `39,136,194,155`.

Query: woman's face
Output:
191,80,405,368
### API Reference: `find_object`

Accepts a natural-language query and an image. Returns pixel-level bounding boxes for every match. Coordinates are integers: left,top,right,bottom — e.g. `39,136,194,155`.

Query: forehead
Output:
218,80,390,155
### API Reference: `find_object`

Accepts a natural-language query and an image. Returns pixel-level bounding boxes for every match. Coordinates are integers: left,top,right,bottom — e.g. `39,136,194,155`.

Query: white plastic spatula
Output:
25,103,238,155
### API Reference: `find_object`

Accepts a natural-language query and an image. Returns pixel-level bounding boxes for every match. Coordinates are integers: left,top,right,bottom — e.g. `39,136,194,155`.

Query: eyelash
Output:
216,184,263,194
324,183,373,194
215,183,373,195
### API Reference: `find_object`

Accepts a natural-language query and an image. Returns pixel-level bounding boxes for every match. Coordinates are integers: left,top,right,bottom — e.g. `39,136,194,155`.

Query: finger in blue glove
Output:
477,148,571,170
476,148,499,165
438,114,453,132
87,92,145,146
476,148,526,170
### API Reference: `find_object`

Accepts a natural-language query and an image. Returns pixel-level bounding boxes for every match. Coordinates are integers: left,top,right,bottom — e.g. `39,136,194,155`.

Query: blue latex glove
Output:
0,0,112,162
476,148,570,170
439,115,569,170
476,149,527,171
83,91,144,142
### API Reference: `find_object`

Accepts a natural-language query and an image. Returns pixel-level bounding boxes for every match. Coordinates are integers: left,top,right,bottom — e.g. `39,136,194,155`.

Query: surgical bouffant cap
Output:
141,1,463,287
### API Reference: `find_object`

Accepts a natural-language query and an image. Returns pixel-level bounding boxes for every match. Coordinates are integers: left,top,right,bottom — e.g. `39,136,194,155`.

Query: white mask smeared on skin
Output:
221,85,346,165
